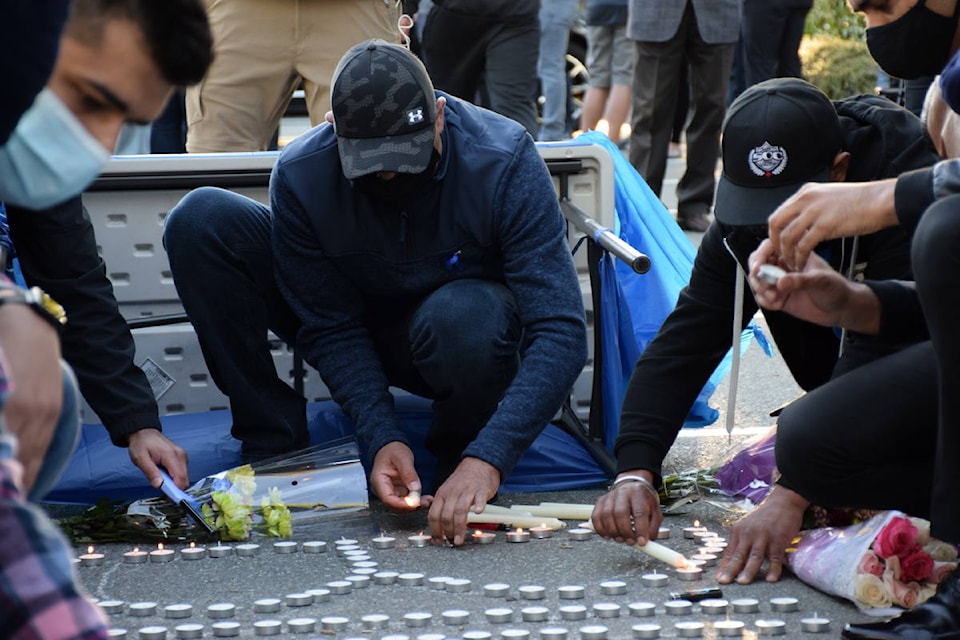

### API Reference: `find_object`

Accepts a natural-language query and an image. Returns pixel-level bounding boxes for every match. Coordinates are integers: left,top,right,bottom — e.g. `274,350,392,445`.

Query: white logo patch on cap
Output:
406,108,424,125
748,141,787,177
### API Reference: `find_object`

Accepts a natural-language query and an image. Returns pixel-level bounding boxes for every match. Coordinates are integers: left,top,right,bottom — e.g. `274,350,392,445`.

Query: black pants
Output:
777,195,960,543
421,3,540,137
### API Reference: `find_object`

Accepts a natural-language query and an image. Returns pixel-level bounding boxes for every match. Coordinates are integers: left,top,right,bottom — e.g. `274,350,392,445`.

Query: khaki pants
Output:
187,0,400,152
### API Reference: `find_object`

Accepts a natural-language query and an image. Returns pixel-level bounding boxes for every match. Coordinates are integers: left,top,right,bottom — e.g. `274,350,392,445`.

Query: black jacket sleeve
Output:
6,196,162,446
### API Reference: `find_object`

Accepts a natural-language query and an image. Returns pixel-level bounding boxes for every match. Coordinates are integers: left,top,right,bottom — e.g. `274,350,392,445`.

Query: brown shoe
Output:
678,213,710,232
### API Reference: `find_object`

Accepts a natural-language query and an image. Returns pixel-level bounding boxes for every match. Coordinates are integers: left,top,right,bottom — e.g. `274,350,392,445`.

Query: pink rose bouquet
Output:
786,511,957,614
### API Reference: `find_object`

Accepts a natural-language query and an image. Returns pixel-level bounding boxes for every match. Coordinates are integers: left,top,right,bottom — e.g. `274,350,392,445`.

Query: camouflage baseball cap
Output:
331,39,438,180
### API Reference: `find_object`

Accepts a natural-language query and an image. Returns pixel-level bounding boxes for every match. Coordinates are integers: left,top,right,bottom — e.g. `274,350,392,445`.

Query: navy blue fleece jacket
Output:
270,92,587,477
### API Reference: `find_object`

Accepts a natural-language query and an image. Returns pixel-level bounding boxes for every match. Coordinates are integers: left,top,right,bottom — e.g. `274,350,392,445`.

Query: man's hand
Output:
0,304,63,494
768,180,898,271
716,485,809,584
127,428,189,489
591,470,662,546
370,441,422,512
427,457,499,546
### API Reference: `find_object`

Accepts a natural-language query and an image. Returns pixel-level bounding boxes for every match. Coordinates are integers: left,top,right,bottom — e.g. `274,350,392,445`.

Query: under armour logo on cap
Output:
748,142,788,177
406,108,424,125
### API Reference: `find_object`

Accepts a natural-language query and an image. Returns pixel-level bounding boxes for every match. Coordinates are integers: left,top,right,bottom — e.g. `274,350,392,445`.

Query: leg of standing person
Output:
629,34,684,198
580,25,614,134
776,4,811,79
185,0,300,152
483,14,541,137
420,4,488,108
604,23,636,144
739,0,782,88
296,0,399,129
675,11,734,231
163,187,307,460
671,59,689,155
537,0,578,141
371,279,522,490
150,89,187,154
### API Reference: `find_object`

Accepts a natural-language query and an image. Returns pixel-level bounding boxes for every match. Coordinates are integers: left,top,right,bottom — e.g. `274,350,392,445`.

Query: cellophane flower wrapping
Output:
786,510,958,615
63,437,371,543
711,427,777,506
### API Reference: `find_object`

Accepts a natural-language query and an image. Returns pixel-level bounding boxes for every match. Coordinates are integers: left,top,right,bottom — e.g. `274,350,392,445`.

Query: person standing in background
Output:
580,0,634,145
627,0,741,232
186,0,400,152
538,0,579,141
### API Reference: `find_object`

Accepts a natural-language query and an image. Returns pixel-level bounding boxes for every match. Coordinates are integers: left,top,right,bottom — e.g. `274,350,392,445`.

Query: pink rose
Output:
874,516,919,559
883,571,920,608
899,549,934,583
930,561,958,585
859,551,885,577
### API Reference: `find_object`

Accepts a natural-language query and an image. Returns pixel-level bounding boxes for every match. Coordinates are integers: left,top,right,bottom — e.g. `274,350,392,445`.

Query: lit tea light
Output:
530,523,554,538
689,553,717,567
683,522,707,539
371,535,396,549
148,543,174,563
407,532,430,548
79,546,105,567
714,620,746,637
235,543,259,557
207,543,233,559
800,615,830,633
122,548,147,564
506,528,531,543
676,565,702,582
472,530,496,545
404,490,421,508
180,542,206,561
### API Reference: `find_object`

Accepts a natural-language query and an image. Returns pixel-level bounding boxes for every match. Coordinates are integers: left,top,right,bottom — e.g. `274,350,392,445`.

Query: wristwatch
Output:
0,286,67,331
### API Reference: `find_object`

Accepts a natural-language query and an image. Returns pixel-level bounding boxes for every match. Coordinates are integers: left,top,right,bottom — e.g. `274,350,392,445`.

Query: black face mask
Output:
866,0,960,80
352,149,441,206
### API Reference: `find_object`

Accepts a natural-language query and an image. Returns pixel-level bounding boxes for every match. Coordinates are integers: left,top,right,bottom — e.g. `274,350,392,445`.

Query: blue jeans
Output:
28,361,81,501
163,187,522,462
538,0,578,141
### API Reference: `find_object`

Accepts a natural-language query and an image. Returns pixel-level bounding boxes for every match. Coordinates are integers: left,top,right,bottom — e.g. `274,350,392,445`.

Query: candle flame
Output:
693,520,700,527
189,542,196,549
132,547,139,554
87,545,94,554
157,543,165,551
539,523,547,528
516,528,524,534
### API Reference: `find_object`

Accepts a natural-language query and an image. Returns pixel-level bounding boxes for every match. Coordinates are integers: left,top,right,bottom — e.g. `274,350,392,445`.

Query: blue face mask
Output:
0,88,111,210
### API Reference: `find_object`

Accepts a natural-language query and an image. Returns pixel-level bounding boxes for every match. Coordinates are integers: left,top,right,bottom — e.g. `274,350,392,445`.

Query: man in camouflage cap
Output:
164,40,587,545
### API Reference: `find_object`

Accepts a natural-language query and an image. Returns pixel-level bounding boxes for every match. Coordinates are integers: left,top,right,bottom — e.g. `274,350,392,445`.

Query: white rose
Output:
923,540,959,562
910,517,933,546
853,573,894,609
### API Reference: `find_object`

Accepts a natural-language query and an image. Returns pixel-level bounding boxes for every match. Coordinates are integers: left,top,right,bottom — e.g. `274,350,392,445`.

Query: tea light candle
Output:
180,543,206,561
207,543,233,558
506,528,531,543
632,623,661,639
123,548,148,564
640,572,669,588
404,489,421,508
371,535,396,549
559,605,587,621
351,566,378,575
463,633,494,640
540,628,569,640
211,622,240,638
404,612,433,627
599,580,627,596
174,623,204,640
397,572,425,586
579,625,609,640
148,543,174,563
521,606,549,622
305,588,330,602
252,620,281,636
326,580,353,594
129,602,158,617
675,565,703,581
100,601,126,616
530,524,554,539
689,553,717,567
429,576,452,590
483,583,511,597
628,602,656,617
472,530,496,545
567,528,593,541
285,593,313,607
163,603,193,619
407,533,430,548
683,523,707,539
254,598,281,613
320,616,348,632
518,585,546,600
755,620,787,636
345,574,370,588
107,631,127,639
273,540,298,554
342,548,367,558
714,620,746,637
657,526,671,540
446,578,472,593
698,598,730,615
373,571,399,585
290,618,320,633
79,546,105,567
593,603,622,618
502,630,531,640
770,596,800,612
731,598,760,614
137,627,168,640
663,600,693,616
485,607,514,624
442,609,470,625
301,540,326,554
558,585,585,599
801,616,830,633
206,603,235,619
675,621,705,638
362,614,390,629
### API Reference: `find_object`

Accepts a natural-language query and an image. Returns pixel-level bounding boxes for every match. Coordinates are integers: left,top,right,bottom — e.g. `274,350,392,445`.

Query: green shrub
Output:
805,0,867,40
800,35,878,100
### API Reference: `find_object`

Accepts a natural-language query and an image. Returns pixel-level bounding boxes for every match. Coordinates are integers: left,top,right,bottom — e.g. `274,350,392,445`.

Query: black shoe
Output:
678,213,710,232
842,568,960,640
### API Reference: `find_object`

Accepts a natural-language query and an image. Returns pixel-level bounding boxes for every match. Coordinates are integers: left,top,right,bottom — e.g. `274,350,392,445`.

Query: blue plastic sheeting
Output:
47,395,609,505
